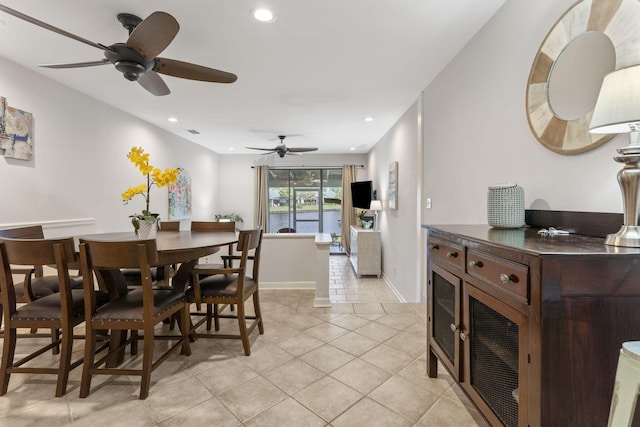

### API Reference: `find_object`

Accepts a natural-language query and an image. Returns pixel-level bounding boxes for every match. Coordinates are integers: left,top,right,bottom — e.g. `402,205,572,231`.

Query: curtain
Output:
341,165,357,254
254,165,269,230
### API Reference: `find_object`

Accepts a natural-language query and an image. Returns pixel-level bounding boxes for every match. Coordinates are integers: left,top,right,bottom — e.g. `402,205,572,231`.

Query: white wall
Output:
423,0,623,225
368,100,421,302
0,56,222,236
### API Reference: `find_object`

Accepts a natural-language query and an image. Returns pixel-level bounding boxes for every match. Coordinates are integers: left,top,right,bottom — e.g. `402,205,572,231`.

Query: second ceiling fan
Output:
246,135,318,158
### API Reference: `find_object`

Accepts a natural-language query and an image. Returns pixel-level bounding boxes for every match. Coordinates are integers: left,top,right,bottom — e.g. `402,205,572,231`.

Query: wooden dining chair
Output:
0,237,107,397
187,228,264,356
187,221,237,315
121,221,180,287
78,238,191,400
0,226,83,352
190,221,236,266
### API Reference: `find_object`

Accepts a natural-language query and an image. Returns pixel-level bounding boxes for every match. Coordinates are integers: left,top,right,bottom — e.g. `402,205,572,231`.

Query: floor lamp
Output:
590,65,640,247
369,200,382,231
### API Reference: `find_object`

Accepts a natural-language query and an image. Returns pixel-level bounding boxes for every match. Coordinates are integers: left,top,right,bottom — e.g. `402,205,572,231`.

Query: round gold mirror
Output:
526,0,640,154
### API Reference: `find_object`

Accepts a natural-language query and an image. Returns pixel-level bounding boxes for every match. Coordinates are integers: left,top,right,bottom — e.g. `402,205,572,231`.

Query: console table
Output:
349,226,381,277
424,224,640,427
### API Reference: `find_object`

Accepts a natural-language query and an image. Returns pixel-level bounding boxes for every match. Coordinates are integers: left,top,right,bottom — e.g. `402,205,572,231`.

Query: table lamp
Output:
590,65,640,247
369,200,382,231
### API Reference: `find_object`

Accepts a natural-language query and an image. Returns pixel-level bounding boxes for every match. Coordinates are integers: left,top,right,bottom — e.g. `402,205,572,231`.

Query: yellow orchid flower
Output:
122,147,180,228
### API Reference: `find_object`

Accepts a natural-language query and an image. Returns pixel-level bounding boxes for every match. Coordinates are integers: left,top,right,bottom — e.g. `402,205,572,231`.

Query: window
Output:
267,168,342,236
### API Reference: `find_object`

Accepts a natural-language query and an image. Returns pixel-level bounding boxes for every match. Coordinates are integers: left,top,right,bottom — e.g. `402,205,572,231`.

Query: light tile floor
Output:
0,255,489,426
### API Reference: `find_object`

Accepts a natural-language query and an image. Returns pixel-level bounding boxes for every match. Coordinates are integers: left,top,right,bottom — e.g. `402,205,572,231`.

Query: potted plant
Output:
355,209,373,228
121,146,180,238
214,213,244,230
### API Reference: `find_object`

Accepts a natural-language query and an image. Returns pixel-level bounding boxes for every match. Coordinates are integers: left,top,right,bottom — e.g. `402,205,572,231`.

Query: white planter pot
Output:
137,219,158,239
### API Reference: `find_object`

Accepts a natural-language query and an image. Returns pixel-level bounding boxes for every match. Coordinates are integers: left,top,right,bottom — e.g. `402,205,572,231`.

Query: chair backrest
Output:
79,239,159,313
0,225,45,239
277,227,296,233
0,226,46,277
0,237,77,313
237,228,263,281
191,221,236,256
158,221,180,232
190,221,236,232
79,239,158,270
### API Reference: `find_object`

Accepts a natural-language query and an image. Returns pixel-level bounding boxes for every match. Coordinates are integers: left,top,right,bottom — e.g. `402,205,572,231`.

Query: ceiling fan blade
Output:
137,71,170,96
0,4,113,53
154,58,237,83
246,147,277,152
126,11,179,60
40,59,110,69
288,147,318,153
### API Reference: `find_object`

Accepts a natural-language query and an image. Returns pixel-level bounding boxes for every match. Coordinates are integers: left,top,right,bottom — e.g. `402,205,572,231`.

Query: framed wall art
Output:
388,161,398,210
0,96,34,160
168,168,192,220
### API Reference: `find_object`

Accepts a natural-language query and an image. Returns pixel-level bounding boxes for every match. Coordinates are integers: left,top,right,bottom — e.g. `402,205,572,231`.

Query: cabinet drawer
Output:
428,238,464,271
466,249,529,304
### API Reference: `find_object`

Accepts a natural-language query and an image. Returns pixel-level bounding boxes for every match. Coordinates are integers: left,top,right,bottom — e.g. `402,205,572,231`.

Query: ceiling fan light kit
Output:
0,4,238,95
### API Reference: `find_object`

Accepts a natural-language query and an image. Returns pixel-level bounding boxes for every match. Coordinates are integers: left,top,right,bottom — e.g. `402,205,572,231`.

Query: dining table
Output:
75,229,238,365
76,230,238,292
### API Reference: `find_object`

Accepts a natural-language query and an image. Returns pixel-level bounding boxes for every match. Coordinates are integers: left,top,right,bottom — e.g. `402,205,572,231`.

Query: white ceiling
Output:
0,0,506,155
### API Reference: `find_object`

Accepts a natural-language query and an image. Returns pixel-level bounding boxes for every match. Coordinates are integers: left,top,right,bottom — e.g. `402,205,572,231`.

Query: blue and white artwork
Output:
0,96,34,161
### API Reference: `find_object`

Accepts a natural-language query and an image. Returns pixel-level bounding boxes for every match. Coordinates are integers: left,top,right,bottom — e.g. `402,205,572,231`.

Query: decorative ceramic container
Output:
137,219,158,239
487,184,525,229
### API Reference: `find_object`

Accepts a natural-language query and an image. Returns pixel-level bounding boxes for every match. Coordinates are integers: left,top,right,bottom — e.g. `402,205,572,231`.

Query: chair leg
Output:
51,328,60,355
180,305,191,356
214,304,220,331
130,330,138,356
253,291,264,335
139,326,154,400
236,300,250,356
79,328,97,398
55,323,73,397
207,304,213,331
0,328,16,395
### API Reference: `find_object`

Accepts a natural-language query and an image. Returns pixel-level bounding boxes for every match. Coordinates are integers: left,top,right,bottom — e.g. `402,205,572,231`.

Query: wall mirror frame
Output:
526,0,640,154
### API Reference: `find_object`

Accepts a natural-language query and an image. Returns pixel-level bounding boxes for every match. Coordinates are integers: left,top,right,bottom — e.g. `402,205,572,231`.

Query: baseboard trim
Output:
313,297,332,308
382,274,407,303
260,281,316,290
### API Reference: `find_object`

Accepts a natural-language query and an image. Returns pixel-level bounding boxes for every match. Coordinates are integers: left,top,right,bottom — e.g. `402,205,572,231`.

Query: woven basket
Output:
487,184,524,229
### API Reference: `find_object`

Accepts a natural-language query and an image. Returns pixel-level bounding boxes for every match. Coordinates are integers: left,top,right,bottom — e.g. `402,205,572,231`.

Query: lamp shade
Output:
369,200,382,211
590,65,640,134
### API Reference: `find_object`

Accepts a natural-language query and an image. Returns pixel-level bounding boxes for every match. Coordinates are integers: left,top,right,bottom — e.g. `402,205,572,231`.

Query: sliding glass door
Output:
267,168,342,237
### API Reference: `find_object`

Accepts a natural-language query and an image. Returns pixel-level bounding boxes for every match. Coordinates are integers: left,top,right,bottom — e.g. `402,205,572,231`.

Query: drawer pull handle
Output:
429,244,439,250
446,251,458,258
459,332,468,341
468,260,483,268
450,323,457,332
500,273,511,284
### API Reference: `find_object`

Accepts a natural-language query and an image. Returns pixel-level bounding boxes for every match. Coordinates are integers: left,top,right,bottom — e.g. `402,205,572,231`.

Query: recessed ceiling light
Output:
254,8,275,22
168,117,178,122
363,116,374,122
228,147,235,150
349,147,356,151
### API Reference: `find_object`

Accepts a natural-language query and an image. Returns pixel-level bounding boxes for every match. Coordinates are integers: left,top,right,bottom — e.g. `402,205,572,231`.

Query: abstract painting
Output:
388,161,398,210
0,96,34,161
168,168,191,220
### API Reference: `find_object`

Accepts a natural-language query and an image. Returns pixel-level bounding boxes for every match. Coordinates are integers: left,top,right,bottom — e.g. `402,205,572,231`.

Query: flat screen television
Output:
351,180,373,209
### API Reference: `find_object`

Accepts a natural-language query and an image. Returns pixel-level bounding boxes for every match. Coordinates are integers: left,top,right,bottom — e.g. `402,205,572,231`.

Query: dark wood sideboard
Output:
424,222,640,427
